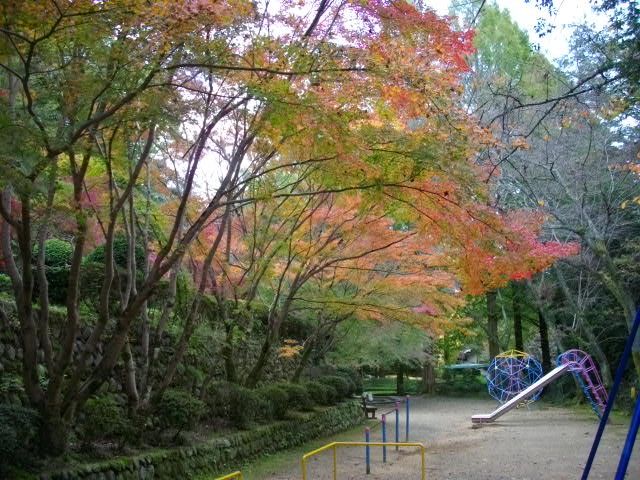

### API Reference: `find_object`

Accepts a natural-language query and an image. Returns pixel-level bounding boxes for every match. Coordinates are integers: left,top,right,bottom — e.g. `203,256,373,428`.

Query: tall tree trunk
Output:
223,319,238,383
149,205,231,405
35,165,57,373
538,308,552,374
122,337,139,413
396,363,405,395
245,332,274,388
487,290,500,359
421,361,435,394
512,283,524,351
139,163,152,402
292,336,316,383
245,292,297,388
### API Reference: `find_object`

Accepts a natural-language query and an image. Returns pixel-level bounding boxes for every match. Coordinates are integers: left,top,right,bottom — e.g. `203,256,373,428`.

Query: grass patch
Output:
363,376,421,395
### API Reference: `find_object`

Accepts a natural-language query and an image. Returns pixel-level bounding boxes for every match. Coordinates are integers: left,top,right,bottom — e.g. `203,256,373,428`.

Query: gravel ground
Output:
264,396,639,479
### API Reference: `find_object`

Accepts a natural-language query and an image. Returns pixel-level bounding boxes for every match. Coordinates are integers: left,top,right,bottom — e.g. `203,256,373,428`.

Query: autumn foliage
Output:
0,0,578,456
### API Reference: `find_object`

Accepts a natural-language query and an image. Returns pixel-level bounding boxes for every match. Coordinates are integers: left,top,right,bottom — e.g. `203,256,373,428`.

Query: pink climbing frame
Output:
557,349,608,414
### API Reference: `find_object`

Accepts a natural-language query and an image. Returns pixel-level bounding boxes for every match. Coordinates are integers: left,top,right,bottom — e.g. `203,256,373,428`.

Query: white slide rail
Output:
472,363,571,424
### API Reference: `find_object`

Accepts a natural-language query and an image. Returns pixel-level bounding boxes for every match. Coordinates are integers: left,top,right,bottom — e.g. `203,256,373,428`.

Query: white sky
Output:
429,0,609,62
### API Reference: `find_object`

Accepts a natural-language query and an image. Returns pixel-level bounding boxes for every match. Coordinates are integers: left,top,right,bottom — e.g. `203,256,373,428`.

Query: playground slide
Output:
472,363,571,424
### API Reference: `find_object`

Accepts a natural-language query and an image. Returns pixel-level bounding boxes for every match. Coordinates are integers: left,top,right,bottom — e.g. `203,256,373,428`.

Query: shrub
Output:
86,234,145,270
340,376,357,396
33,239,73,267
0,273,11,294
30,239,74,305
79,261,106,306
156,389,205,434
228,384,262,428
43,265,70,305
205,382,233,419
0,374,25,404
337,368,363,394
323,384,339,405
80,394,129,446
257,384,290,420
253,392,274,423
0,404,39,474
304,381,330,406
318,375,350,398
276,382,314,411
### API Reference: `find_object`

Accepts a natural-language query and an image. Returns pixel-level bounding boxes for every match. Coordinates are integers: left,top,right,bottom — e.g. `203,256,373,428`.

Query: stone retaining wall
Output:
37,401,362,480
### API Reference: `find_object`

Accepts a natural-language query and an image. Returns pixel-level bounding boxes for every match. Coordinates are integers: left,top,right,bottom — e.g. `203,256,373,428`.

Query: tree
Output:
0,0,579,455
329,318,431,389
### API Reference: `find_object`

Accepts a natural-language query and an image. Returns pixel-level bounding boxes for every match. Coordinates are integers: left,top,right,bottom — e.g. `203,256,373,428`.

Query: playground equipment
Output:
214,472,242,480
361,394,410,442
373,396,410,446
582,307,640,480
486,350,543,404
557,349,608,418
301,441,426,480
473,349,609,424
473,362,570,424
344,396,413,475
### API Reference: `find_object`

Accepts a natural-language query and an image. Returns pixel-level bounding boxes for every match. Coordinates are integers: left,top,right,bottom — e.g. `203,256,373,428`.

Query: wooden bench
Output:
361,397,377,419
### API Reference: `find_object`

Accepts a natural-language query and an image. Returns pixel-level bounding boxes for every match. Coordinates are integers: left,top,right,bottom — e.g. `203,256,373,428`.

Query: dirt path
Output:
262,396,639,479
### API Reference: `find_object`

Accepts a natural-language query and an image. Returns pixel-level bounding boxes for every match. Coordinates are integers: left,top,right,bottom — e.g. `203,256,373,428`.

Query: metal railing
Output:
301,441,426,480
214,471,242,480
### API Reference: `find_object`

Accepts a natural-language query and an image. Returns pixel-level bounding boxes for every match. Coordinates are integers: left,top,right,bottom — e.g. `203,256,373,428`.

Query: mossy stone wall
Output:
37,401,362,480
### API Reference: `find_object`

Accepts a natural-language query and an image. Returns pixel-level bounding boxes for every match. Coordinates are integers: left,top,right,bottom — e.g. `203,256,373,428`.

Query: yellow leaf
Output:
621,200,628,209
537,199,545,207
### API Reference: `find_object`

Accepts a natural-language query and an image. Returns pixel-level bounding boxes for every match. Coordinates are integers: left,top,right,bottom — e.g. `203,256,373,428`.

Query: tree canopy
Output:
0,0,638,463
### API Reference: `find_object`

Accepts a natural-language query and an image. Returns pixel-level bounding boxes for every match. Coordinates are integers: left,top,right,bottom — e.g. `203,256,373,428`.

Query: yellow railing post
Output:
333,443,337,480
302,454,307,480
214,471,242,480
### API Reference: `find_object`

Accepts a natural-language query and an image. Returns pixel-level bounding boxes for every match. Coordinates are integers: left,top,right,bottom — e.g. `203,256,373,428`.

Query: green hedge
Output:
80,394,129,446
276,382,314,411
318,375,351,398
205,382,264,429
156,389,205,434
336,367,363,395
206,380,343,428
33,239,73,267
303,381,334,406
0,404,40,475
257,384,289,420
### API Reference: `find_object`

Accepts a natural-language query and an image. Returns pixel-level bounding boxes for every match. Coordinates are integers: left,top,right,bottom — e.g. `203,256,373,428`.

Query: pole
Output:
365,427,371,475
395,400,399,451
333,444,337,480
614,396,640,480
582,308,640,480
406,395,410,442
382,414,387,463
